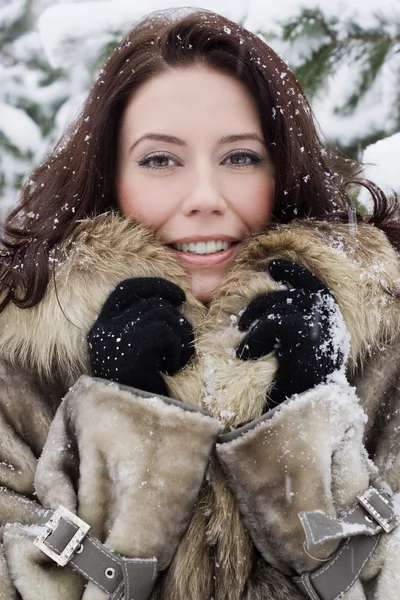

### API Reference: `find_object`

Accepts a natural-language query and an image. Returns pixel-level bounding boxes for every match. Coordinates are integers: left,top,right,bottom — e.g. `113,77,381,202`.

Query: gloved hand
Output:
87,277,195,396
236,260,347,405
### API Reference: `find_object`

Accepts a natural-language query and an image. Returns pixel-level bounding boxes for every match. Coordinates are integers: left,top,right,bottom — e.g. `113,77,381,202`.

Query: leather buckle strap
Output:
34,507,157,600
357,487,400,533
293,534,380,600
34,506,90,566
293,487,399,600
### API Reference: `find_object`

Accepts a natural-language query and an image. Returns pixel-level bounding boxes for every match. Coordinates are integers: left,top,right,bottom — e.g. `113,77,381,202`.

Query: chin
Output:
196,289,213,304
189,272,223,304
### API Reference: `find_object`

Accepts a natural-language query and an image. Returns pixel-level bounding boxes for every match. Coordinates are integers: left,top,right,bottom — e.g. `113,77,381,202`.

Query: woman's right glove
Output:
87,277,195,396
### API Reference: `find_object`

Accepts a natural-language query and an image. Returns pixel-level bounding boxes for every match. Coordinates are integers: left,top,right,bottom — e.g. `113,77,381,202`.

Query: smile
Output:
167,239,241,267
172,240,233,255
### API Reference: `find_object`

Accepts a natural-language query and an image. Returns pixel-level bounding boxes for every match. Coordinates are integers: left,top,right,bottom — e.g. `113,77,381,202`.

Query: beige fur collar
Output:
1,215,399,425
0,214,205,386
179,220,400,427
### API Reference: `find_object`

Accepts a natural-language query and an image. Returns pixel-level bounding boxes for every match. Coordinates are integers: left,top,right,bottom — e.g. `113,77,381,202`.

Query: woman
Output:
0,8,399,600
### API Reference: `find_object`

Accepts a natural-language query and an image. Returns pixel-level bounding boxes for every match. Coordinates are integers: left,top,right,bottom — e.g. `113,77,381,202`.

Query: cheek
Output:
238,177,275,231
118,180,165,229
118,181,137,218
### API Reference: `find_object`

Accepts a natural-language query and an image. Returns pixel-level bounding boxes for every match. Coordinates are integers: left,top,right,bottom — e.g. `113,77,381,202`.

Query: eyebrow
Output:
128,132,265,154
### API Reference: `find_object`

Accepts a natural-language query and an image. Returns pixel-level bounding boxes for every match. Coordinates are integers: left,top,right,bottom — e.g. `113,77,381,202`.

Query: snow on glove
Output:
87,277,195,396
236,260,348,405
7,376,221,600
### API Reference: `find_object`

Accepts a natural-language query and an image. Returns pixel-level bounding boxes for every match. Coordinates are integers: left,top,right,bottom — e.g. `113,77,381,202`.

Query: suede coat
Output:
0,214,400,600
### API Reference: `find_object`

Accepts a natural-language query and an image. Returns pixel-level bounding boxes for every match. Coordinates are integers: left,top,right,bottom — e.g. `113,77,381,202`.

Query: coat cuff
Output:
35,375,222,570
216,382,370,574
92,375,214,418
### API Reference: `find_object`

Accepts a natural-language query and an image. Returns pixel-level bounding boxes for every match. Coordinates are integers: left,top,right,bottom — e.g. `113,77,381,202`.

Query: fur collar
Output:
186,219,400,427
0,214,205,386
1,215,399,426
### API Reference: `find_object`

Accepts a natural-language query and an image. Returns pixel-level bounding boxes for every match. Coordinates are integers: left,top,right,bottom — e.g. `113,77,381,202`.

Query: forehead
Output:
120,66,261,140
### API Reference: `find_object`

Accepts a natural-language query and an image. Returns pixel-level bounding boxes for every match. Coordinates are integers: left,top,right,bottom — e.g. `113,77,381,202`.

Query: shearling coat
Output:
0,214,400,600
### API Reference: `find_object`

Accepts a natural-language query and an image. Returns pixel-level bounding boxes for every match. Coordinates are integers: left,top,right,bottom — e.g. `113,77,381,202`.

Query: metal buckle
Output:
34,506,90,566
357,487,400,534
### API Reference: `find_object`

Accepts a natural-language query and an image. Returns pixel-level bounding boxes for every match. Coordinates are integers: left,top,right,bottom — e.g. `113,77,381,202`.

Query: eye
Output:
137,152,182,170
222,150,263,167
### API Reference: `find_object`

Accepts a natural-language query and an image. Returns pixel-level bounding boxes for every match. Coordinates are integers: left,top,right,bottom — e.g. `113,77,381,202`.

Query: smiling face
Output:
117,66,275,302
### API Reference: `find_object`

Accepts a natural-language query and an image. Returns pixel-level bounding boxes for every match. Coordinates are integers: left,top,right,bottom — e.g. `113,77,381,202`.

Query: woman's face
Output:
117,66,275,302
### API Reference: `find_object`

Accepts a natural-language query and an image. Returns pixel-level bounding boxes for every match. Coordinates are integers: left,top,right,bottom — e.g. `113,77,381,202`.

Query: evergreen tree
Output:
0,0,69,212
0,1,399,215
260,6,400,158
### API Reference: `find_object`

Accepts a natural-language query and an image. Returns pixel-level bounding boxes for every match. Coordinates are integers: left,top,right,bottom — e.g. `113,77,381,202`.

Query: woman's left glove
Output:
217,265,371,579
236,259,347,405
216,260,400,596
87,277,195,396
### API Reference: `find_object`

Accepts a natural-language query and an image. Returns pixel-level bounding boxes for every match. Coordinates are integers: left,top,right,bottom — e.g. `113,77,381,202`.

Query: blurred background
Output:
1,0,399,218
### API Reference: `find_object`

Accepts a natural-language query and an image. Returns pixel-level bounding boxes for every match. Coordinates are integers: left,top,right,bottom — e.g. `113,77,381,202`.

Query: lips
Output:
172,240,233,255
167,239,241,267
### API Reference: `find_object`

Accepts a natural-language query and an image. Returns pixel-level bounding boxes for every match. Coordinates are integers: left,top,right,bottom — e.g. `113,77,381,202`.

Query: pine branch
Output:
265,8,400,101
281,8,336,43
339,36,395,113
0,0,32,48
295,42,337,97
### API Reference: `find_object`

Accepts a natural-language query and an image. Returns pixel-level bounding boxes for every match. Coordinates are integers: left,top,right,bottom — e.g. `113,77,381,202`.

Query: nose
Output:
181,163,227,216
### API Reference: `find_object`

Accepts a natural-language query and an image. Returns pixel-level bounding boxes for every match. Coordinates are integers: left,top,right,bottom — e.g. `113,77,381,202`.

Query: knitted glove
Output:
236,260,347,405
87,278,194,396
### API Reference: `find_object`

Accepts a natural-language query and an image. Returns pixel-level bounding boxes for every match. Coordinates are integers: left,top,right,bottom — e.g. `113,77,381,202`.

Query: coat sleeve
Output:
2,373,221,600
216,379,371,572
0,360,85,599
350,343,400,597
351,340,400,494
216,369,400,600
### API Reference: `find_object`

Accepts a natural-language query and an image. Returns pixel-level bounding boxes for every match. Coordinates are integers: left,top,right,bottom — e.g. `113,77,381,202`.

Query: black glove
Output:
87,278,195,396
236,260,346,406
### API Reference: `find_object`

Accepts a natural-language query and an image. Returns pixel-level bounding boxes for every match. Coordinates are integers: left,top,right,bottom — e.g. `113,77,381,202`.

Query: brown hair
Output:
1,8,398,310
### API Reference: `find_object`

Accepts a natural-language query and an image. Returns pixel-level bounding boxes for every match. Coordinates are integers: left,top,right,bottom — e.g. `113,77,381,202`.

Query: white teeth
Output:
173,240,233,254
206,241,217,254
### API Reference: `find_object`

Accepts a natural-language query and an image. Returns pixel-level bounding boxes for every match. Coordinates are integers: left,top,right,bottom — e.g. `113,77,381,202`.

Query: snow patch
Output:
37,0,248,69
0,102,42,153
359,133,400,211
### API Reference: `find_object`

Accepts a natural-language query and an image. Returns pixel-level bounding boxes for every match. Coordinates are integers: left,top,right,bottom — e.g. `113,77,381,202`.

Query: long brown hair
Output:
1,8,398,310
